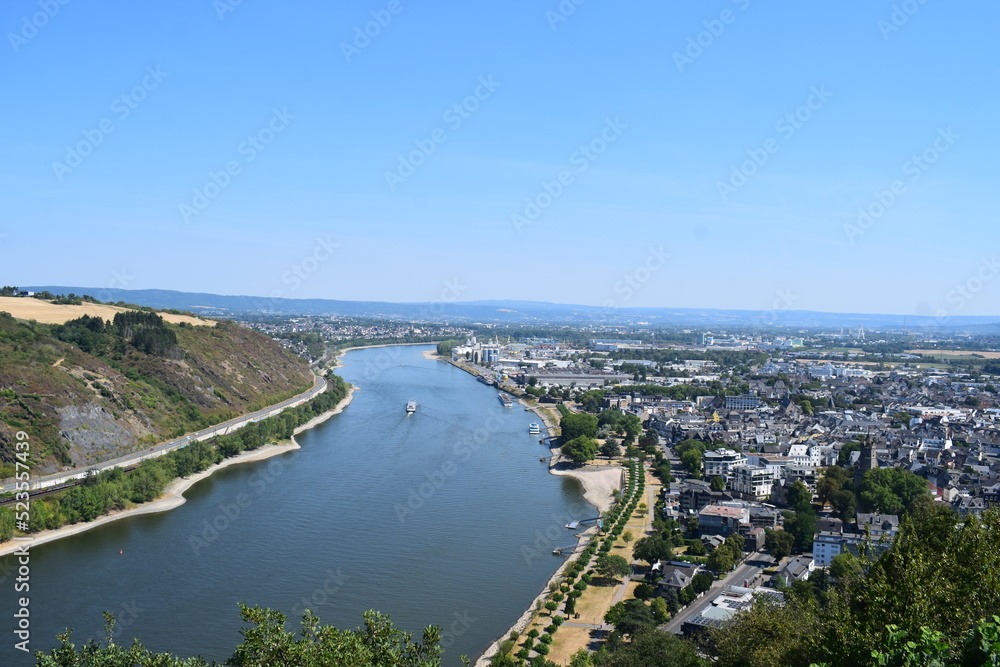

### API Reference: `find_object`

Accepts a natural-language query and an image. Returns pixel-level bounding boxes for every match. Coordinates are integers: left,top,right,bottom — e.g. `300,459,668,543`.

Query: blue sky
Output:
2,0,998,317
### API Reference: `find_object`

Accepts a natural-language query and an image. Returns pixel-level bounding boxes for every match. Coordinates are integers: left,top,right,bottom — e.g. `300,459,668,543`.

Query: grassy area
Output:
543,463,661,664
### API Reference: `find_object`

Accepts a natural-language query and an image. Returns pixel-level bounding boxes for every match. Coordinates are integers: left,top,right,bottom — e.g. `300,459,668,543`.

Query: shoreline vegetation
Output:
9,341,618,665
431,352,624,666
0,380,355,558
0,337,427,556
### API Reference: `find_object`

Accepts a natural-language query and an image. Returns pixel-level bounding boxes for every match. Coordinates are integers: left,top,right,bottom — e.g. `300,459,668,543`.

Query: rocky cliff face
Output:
0,313,314,476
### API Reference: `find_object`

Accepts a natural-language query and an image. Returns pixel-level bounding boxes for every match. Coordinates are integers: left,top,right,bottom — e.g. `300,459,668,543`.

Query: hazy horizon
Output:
3,2,998,318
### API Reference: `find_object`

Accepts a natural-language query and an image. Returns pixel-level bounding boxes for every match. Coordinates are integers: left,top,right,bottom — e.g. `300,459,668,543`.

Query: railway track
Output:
0,463,142,505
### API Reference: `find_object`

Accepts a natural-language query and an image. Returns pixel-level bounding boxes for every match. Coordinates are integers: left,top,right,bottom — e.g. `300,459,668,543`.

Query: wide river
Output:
1,345,592,665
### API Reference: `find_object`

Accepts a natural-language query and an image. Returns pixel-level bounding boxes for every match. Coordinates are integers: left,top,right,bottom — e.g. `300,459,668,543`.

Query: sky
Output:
2,1,999,318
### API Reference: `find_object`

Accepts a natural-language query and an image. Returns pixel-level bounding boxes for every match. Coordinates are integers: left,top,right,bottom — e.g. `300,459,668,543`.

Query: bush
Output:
634,582,656,600
535,643,550,656
527,628,539,639
539,634,553,645
552,616,565,626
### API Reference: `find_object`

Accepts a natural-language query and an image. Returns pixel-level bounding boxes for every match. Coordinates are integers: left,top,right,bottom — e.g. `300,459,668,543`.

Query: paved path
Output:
610,465,658,608
562,621,607,630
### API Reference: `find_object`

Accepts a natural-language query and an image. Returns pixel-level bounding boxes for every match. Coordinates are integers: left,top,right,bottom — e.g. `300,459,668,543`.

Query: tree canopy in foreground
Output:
34,605,443,667
705,506,1000,666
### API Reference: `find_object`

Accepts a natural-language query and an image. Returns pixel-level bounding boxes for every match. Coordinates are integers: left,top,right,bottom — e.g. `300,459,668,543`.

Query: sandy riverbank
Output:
474,399,622,666
549,464,622,514
475,456,623,666
473,521,599,667
515,398,621,514
0,386,356,558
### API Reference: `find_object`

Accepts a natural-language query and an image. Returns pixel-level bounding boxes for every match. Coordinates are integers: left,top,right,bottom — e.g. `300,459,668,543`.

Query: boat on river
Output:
406,400,417,414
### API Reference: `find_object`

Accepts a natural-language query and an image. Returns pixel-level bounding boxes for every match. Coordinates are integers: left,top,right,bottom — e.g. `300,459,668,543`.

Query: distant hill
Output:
22,286,1000,331
0,305,313,477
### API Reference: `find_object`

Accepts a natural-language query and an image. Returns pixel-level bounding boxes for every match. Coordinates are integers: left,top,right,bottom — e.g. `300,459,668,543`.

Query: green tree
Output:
595,627,707,667
692,572,714,594
604,600,655,639
816,465,853,505
784,480,813,512
663,588,680,615
622,415,642,442
633,534,673,566
858,467,929,516
562,436,598,465
600,440,621,459
828,552,861,580
710,475,726,492
650,597,670,623
596,554,632,582
0,507,14,541
764,528,794,561
598,409,625,429
782,507,817,553
686,539,706,556
707,545,735,573
829,489,856,522
634,583,656,600
675,439,707,457
679,449,703,478
561,413,599,441
707,509,1000,666
704,594,818,667
35,606,443,667
837,441,861,466
569,648,592,667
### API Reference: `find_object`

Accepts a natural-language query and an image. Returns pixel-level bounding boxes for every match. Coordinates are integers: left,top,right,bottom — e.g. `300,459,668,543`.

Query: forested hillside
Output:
0,309,314,477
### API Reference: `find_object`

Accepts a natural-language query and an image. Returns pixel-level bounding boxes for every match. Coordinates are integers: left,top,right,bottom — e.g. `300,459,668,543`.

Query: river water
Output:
1,345,589,665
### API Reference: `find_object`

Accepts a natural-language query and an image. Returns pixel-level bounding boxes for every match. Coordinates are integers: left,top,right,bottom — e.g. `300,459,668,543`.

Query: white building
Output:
703,449,748,479
730,465,780,501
